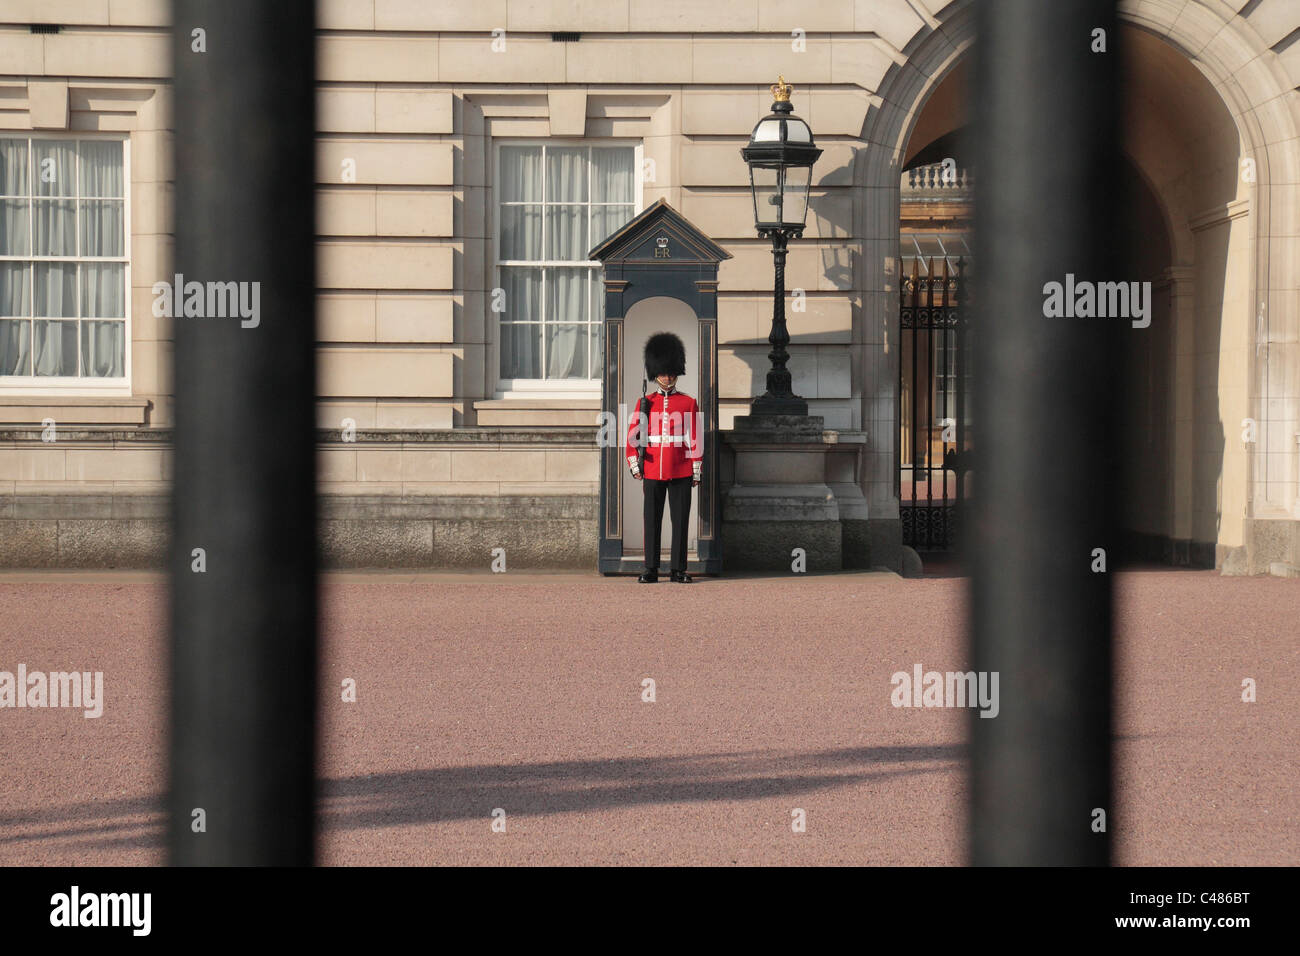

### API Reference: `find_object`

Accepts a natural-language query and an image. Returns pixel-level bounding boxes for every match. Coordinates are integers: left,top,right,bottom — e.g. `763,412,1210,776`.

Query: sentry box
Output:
588,199,730,576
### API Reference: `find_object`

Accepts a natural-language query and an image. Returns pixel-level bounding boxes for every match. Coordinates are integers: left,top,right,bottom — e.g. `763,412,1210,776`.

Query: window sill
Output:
473,398,601,427
0,396,152,426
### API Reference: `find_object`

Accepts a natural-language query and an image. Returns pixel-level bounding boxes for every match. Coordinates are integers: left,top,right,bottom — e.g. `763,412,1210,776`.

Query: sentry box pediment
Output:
588,198,732,312
588,199,731,576
590,197,731,264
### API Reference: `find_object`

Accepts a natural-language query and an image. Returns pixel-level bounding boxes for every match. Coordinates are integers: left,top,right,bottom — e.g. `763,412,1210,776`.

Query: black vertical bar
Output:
969,0,1120,865
169,1,318,865
955,257,966,554
925,259,938,547
946,264,956,546
910,258,920,533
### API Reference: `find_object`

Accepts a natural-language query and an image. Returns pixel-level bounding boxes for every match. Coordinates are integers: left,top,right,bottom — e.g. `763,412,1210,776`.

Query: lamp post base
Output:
731,412,823,435
722,412,864,572
748,395,809,418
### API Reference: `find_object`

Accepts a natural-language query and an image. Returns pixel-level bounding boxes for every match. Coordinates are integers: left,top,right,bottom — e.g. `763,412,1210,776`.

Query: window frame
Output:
491,138,642,399
0,132,132,396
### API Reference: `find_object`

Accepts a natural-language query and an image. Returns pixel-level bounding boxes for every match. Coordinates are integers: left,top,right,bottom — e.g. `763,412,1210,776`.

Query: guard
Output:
626,332,702,583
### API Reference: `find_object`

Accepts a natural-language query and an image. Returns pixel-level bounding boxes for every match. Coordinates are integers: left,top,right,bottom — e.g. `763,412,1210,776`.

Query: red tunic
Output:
626,388,702,481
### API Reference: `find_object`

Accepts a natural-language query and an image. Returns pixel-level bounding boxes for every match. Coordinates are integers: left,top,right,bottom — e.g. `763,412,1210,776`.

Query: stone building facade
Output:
0,0,1297,574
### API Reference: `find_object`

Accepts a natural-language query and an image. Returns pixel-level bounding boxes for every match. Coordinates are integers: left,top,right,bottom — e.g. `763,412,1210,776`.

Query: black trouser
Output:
643,475,692,572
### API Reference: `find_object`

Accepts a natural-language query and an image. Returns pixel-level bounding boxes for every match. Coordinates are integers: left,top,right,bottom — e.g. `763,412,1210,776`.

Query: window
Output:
0,136,128,385
496,143,637,387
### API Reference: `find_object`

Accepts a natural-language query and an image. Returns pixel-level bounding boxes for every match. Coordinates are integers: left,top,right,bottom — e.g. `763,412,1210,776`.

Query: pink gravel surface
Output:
0,568,1294,866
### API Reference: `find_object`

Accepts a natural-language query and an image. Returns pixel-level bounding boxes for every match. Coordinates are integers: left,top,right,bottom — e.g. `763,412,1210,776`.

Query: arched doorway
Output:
896,61,971,554
1117,24,1251,566
863,2,1300,573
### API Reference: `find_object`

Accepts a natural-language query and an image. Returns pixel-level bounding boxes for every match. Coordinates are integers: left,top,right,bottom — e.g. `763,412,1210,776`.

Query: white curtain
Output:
499,266,541,379
500,204,540,260
546,205,586,260
546,147,587,201
1,139,28,194
34,200,75,256
500,146,541,202
81,262,124,318
587,149,631,380
81,320,123,377
33,140,75,196
590,203,634,250
78,141,123,197
78,143,125,375
34,262,75,317
33,264,76,375
0,255,30,372
1,200,29,256
591,148,633,203
542,148,589,378
590,148,634,246
80,200,123,257
0,320,28,375
545,323,586,379
500,146,541,260
0,262,27,316
33,320,76,376
0,141,28,259
545,269,586,379
501,322,542,380
545,147,587,260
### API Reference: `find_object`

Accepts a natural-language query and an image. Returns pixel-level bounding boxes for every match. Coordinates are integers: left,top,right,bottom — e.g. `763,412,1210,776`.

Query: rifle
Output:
635,383,651,475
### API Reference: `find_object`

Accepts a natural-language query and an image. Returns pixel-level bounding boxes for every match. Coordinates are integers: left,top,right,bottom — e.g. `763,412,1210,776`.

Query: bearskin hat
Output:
644,331,687,378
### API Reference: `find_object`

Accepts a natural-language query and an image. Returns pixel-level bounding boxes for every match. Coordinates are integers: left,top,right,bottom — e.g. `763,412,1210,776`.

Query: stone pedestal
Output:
721,414,868,570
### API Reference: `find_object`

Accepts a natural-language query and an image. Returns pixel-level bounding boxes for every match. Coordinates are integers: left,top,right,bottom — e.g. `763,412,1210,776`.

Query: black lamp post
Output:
741,76,822,417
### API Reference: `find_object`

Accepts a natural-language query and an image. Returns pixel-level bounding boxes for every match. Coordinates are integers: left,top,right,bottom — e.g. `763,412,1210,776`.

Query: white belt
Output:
648,435,689,445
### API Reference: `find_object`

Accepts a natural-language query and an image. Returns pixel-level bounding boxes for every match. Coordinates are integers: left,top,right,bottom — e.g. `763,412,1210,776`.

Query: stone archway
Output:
855,3,975,572
857,0,1300,573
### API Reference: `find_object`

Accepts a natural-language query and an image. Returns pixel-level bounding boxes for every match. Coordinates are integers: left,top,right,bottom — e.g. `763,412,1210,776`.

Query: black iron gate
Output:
900,255,968,551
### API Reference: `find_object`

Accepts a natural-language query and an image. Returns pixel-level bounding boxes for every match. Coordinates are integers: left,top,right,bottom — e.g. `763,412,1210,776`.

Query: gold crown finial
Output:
771,76,793,102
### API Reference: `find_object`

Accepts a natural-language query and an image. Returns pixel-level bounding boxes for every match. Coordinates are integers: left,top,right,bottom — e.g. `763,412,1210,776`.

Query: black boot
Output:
638,569,658,583
669,570,693,584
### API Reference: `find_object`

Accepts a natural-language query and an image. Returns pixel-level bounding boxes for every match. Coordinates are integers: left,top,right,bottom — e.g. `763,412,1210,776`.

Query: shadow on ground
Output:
0,742,965,853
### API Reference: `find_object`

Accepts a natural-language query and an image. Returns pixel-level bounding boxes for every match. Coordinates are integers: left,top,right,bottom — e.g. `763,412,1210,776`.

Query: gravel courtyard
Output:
0,568,1294,866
